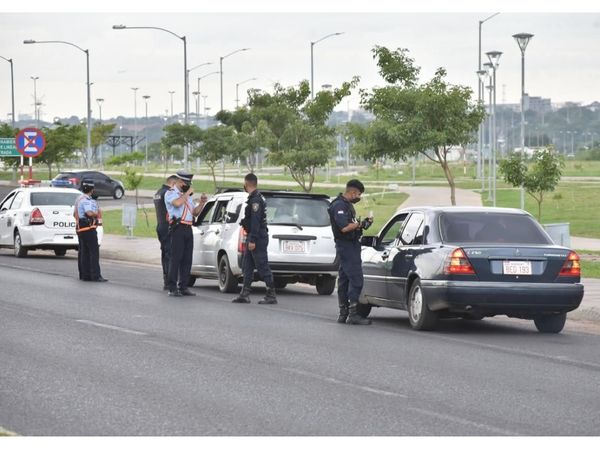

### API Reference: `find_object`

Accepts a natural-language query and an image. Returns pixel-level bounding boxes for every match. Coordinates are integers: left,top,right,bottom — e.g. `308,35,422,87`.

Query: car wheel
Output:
316,275,336,295
54,249,67,257
113,187,124,200
188,276,197,287
274,278,288,290
407,279,439,331
534,313,566,334
218,255,238,293
14,231,28,258
356,303,372,318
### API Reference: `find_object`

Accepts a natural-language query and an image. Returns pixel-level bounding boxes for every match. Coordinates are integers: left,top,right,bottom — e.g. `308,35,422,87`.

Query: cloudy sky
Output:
1,2,599,122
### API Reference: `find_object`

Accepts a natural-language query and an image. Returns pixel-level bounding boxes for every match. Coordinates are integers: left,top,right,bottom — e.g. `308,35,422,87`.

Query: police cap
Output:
175,170,194,183
346,179,365,194
81,179,95,193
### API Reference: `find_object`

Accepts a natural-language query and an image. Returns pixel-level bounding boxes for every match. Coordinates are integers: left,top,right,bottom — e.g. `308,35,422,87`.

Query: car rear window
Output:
439,212,551,245
54,173,75,180
30,192,81,206
266,196,330,227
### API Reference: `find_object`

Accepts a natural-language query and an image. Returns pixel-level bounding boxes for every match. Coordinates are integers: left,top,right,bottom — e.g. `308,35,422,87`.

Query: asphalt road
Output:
1,250,600,436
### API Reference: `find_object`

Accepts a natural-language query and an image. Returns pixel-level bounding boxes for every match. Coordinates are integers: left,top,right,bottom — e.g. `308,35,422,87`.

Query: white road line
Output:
142,339,227,362
75,319,148,336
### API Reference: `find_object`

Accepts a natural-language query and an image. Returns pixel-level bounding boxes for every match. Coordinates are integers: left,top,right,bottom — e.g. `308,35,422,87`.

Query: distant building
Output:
523,94,552,114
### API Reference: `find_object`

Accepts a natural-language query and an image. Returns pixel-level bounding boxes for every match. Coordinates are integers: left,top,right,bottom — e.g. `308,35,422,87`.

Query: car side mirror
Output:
226,212,239,223
360,235,378,247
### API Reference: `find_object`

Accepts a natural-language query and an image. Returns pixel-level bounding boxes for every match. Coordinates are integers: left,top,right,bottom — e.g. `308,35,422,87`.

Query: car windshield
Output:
266,196,330,227
53,173,75,180
30,192,81,206
440,212,552,245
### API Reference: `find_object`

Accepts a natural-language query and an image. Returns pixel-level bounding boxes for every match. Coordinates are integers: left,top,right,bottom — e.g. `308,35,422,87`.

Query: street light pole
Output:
235,77,257,108
477,68,490,195
96,98,104,122
131,87,138,152
30,76,39,127
0,56,15,128
24,39,93,167
486,51,502,208
513,32,534,210
219,48,250,112
187,62,212,117
310,32,344,100
484,62,493,202
143,95,150,166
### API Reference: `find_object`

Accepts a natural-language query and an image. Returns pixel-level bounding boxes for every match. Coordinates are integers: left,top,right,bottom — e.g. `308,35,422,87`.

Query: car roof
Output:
397,206,528,215
213,189,330,200
16,187,82,194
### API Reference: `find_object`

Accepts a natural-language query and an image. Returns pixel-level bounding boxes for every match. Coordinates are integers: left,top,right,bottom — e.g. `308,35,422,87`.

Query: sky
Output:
1,1,599,122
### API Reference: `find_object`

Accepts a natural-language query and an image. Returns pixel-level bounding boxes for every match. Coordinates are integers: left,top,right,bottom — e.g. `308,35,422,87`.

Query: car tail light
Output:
238,228,247,254
29,208,45,225
445,248,475,275
559,251,581,277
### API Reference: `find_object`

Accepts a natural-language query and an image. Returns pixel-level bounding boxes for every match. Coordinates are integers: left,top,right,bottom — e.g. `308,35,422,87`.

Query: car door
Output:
93,172,111,196
0,191,17,244
201,198,231,270
191,200,215,274
362,213,408,301
386,212,425,305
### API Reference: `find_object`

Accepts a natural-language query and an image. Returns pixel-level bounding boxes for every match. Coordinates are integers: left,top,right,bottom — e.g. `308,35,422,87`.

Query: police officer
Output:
328,179,373,325
164,170,206,297
154,174,178,290
74,179,107,282
232,173,277,305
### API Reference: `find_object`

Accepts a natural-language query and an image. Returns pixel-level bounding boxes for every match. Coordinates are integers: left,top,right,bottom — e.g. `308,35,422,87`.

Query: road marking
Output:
75,319,148,336
143,339,227,362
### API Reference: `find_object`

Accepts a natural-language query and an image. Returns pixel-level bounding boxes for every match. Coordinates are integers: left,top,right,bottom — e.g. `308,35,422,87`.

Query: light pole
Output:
187,61,212,116
513,32,534,210
220,48,250,111
96,98,104,122
0,55,15,128
310,32,344,100
484,62,494,201
197,71,220,100
477,13,500,181
30,76,39,127
24,39,92,167
113,24,189,167
168,90,175,118
486,50,502,207
235,77,257,108
131,87,138,152
143,95,150,166
192,91,200,124
477,68,490,194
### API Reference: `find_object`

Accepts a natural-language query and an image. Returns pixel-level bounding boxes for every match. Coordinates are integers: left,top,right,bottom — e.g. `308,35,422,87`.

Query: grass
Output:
581,261,600,279
356,192,409,236
102,207,158,238
482,183,600,239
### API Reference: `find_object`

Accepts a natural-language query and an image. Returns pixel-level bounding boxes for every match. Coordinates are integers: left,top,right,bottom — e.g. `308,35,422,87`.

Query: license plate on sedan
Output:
503,260,532,275
282,240,307,253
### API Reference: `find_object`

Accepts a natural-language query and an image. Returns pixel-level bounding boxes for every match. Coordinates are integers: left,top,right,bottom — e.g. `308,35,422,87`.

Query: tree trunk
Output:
209,165,217,189
47,163,53,180
440,157,456,206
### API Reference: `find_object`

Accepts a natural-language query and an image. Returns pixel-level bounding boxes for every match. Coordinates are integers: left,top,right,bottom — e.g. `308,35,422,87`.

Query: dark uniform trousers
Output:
336,240,364,304
78,229,101,280
157,223,171,276
242,237,274,288
168,224,193,291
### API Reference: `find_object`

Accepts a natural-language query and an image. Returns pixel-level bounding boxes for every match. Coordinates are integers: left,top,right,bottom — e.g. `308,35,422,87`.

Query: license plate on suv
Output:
282,240,307,254
503,260,532,275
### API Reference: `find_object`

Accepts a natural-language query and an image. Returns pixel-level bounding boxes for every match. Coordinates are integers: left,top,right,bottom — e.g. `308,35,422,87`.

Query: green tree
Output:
499,147,564,221
161,123,202,174
106,151,145,166
38,123,85,178
122,166,149,226
192,125,236,188
91,122,116,163
357,46,485,205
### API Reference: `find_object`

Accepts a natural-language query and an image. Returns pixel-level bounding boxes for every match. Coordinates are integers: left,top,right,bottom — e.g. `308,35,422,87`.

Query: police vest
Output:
154,184,170,227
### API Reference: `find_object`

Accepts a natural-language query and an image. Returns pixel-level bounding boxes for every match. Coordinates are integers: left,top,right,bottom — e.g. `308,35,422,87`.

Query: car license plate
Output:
503,260,532,275
282,240,307,253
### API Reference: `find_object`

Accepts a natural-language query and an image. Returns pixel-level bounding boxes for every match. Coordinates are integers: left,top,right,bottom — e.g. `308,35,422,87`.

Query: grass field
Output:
581,261,600,278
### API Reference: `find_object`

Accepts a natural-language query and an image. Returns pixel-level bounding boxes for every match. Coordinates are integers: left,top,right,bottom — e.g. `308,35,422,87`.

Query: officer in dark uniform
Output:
74,179,107,282
164,170,206,297
328,179,373,325
154,174,178,290
232,173,277,305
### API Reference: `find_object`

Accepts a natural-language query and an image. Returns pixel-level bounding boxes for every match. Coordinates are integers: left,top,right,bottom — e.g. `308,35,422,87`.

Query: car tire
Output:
14,231,28,258
274,278,288,290
188,276,197,287
113,187,124,200
218,255,238,293
54,249,67,257
534,313,567,334
316,276,336,295
356,303,372,318
407,279,439,331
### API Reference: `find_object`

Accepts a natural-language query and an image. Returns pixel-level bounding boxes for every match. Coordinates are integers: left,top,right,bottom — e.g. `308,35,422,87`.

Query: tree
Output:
38,123,85,178
192,125,236,188
161,123,202,174
499,147,564,221
122,166,149,227
356,46,485,205
105,151,145,166
91,122,116,163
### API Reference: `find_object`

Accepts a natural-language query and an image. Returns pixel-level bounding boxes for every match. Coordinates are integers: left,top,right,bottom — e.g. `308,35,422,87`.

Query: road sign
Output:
0,137,20,157
15,127,46,158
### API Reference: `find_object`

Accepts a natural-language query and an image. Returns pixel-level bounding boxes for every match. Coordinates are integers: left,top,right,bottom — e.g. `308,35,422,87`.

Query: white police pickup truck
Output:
0,186,103,257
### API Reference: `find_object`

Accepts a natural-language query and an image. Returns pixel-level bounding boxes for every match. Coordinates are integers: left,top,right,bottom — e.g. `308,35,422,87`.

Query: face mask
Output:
350,197,361,204
181,183,191,193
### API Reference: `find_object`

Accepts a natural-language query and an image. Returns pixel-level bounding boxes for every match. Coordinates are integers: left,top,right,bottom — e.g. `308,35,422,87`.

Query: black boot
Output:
258,287,278,305
346,302,371,325
337,300,349,324
163,274,169,291
232,286,251,303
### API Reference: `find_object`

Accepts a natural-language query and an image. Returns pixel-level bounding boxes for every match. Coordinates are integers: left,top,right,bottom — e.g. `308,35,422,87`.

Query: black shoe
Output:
168,290,182,297
337,306,349,324
92,277,108,282
258,288,278,305
346,303,371,325
179,288,196,296
232,287,251,303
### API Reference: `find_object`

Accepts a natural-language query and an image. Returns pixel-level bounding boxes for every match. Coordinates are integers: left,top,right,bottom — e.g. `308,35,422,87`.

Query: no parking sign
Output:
15,127,46,158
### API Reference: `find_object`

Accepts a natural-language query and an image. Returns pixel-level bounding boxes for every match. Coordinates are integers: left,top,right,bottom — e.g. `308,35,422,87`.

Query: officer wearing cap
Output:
328,179,373,325
74,179,107,282
164,170,206,297
154,174,178,290
232,173,277,305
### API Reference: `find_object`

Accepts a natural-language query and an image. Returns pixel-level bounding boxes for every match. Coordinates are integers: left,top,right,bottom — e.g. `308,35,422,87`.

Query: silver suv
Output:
190,189,338,295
